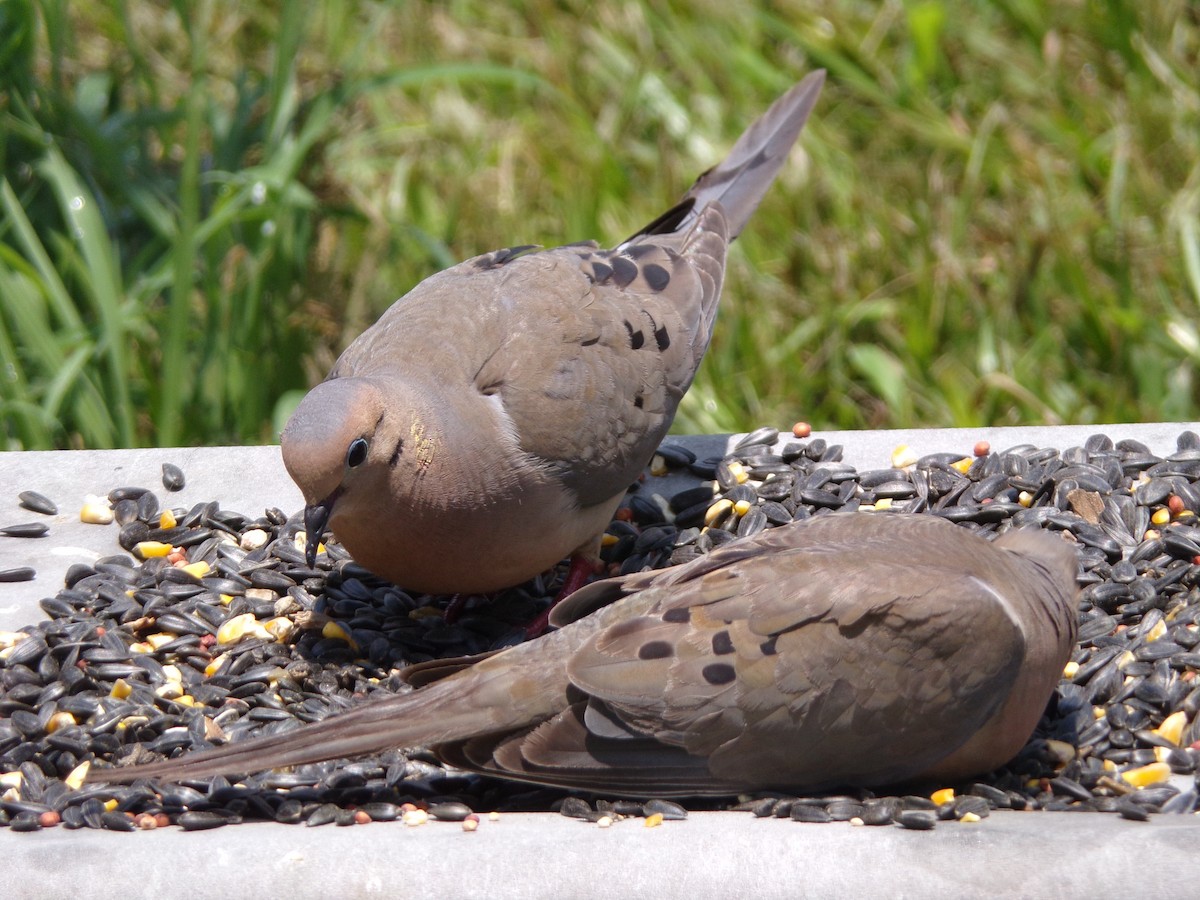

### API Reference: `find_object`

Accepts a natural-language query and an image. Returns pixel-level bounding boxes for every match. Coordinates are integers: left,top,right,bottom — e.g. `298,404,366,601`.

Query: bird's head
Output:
280,377,396,567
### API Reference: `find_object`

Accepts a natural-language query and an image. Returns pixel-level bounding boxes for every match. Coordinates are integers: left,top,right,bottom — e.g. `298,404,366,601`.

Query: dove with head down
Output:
93,513,1079,795
281,72,826,598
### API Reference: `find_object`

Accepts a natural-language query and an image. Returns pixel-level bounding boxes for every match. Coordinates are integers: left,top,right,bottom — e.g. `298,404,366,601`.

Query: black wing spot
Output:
711,630,735,655
625,320,645,350
638,640,673,660
625,243,658,259
702,663,737,685
388,440,404,469
611,256,638,288
581,336,600,347
642,263,670,291
654,325,671,351
589,261,613,284
662,607,690,623
634,394,644,409
759,636,778,656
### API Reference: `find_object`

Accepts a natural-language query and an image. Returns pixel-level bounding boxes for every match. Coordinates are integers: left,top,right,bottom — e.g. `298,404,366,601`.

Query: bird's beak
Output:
304,499,335,568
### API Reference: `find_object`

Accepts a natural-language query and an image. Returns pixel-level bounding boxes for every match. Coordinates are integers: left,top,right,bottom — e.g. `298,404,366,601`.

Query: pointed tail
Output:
624,70,825,245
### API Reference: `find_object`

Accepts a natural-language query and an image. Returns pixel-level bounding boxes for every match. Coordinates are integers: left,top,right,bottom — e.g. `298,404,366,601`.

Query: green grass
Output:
1,0,1198,450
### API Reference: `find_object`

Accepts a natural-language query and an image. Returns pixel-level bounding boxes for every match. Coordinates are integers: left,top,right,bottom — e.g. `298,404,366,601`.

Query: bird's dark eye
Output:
346,438,369,468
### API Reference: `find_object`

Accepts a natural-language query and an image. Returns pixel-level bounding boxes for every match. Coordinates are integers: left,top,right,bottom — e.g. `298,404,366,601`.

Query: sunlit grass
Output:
1,0,1197,449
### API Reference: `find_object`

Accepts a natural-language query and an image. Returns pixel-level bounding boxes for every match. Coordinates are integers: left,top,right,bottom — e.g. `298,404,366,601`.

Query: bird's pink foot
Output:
525,555,603,638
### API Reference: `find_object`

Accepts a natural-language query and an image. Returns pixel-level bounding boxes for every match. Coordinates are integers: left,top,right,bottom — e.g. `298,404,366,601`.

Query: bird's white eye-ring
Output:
346,438,369,468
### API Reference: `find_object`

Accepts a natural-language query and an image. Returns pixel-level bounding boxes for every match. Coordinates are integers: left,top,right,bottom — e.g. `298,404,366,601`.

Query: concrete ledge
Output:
3,422,1200,896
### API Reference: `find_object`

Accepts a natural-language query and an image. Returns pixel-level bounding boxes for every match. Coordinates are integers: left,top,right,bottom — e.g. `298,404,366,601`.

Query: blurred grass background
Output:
1,0,1198,450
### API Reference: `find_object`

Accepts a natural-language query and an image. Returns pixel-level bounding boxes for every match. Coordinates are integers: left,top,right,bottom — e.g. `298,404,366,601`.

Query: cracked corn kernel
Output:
80,495,114,524
1152,710,1188,746
216,613,272,645
240,528,270,550
294,530,326,557
644,813,663,827
959,812,982,823
110,679,132,699
650,454,668,476
64,761,90,791
727,461,749,484
704,499,733,527
873,498,893,511
1145,619,1168,642
133,541,172,559
1063,661,1080,679
596,815,614,828
1018,491,1034,508
732,499,753,517
930,788,955,806
601,533,620,548
159,509,177,529
264,617,295,641
46,711,76,733
322,621,357,649
1151,508,1171,526
181,561,210,579
951,457,972,474
891,445,918,469
1120,762,1171,787
402,808,428,826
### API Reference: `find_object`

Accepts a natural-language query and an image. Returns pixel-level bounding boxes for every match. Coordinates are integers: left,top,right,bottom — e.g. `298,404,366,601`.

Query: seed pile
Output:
2,431,1200,833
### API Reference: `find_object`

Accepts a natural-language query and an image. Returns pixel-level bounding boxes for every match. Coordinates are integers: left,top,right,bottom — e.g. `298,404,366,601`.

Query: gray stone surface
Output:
2,422,1200,892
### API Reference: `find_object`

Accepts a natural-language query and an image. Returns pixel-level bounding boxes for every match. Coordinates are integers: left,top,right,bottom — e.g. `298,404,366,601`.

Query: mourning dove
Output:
281,72,825,596
94,513,1080,795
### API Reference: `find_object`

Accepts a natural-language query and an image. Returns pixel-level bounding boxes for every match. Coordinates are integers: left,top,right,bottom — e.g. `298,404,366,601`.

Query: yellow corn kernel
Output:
264,617,295,642
1152,710,1188,746
1145,619,1168,642
732,499,753,517
46,711,77,733
110,678,133,700
1018,491,1034,508
145,633,176,650
601,533,620,548
1063,661,1080,679
704,499,733,527
650,454,669,477
158,509,178,529
930,787,955,806
0,771,23,791
873,498,893,511
322,621,358,650
1120,762,1171,788
951,457,973,475
1151,508,1171,526
891,445,918,469
134,541,173,559
959,811,982,823
216,613,271,645
64,761,90,791
644,812,664,827
727,461,749,485
104,799,119,812
181,561,210,579
80,495,114,525
205,653,228,677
